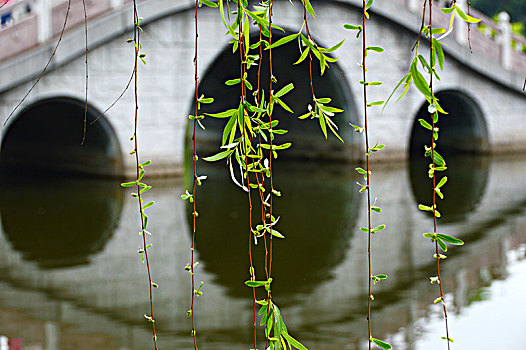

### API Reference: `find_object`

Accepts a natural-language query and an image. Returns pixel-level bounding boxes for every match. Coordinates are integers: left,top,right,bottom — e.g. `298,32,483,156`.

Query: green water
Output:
0,156,525,349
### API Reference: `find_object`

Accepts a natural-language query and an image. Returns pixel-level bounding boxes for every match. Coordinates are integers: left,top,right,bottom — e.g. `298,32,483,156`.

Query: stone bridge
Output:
0,0,525,177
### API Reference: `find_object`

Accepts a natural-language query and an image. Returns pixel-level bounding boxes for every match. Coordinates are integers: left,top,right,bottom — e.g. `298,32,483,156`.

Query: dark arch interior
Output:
409,90,489,223
189,31,359,161
0,97,123,177
409,90,488,158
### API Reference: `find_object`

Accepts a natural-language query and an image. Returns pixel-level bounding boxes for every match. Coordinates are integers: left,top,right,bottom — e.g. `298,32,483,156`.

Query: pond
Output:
0,155,525,350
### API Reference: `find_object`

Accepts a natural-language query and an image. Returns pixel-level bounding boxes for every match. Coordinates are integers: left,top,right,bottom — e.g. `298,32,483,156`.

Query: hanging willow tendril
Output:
4,0,72,126
202,1,317,348
345,0,390,349
189,0,201,347
120,2,159,349
384,0,480,347
427,3,452,348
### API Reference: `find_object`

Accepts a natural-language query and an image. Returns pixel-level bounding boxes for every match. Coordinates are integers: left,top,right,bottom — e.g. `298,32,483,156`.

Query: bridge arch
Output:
187,30,359,162
409,89,489,158
0,96,123,177
408,89,489,222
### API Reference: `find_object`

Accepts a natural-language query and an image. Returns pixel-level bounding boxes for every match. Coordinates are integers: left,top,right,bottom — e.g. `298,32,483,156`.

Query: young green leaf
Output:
267,33,299,49
454,5,481,23
436,176,448,189
203,150,233,162
366,46,384,53
371,224,386,233
371,337,392,350
436,233,464,245
274,83,294,98
419,118,432,130
245,280,268,288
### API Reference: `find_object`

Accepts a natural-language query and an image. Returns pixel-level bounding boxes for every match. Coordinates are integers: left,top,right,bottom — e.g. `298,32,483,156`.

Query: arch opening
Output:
0,97,123,177
187,31,359,162
409,90,489,222
409,89,488,158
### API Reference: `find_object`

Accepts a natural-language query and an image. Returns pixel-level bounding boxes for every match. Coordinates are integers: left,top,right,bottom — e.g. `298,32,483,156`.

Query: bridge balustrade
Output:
0,0,139,62
0,0,525,74
0,0,37,62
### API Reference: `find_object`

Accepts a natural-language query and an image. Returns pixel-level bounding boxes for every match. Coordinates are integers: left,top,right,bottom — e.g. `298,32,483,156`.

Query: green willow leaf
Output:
436,176,448,189
199,0,218,7
143,201,155,209
371,224,386,233
245,280,267,288
383,73,410,111
343,24,362,30
225,78,241,86
433,38,445,70
294,47,310,65
203,150,233,162
437,238,448,252
410,60,432,98
325,39,345,53
454,5,481,23
433,151,446,166
282,332,308,350
318,111,328,138
419,118,432,130
366,46,384,53
267,33,299,49
274,83,295,98
371,338,392,350
431,27,446,34
437,233,464,245
205,109,237,118
302,0,315,18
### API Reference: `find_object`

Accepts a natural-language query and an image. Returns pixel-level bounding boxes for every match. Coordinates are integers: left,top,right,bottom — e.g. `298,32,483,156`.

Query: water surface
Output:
0,156,525,349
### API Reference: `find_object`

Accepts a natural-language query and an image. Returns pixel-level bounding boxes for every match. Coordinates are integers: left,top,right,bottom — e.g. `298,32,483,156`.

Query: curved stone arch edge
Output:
0,94,124,178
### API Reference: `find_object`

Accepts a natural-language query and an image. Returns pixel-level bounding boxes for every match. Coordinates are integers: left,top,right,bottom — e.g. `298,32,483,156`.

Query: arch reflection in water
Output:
409,155,489,223
0,97,123,177
189,31,359,161
186,161,361,302
0,175,124,268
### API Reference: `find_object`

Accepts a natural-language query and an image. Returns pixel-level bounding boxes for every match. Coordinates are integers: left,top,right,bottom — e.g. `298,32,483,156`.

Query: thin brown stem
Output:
237,2,257,349
361,3,373,349
428,2,451,349
303,6,315,100
81,0,88,145
132,2,158,349
467,0,473,53
4,0,72,126
267,0,275,289
412,0,428,52
91,68,135,124
190,0,199,348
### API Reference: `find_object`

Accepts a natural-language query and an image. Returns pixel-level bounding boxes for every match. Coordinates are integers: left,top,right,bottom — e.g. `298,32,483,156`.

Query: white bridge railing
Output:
0,0,525,74
0,0,133,62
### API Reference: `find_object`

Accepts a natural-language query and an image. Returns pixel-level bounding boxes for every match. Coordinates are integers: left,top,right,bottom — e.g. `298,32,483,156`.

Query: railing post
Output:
498,11,512,70
36,0,52,43
455,0,468,45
